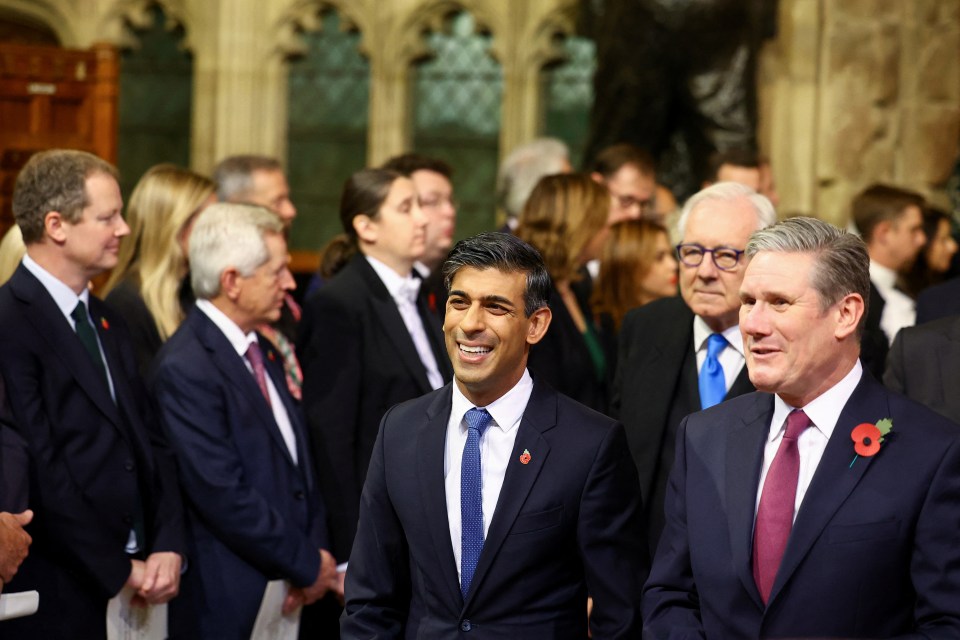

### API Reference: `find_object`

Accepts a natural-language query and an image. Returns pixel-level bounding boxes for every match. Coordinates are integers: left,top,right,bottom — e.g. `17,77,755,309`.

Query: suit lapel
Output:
258,333,313,486
194,311,299,469
766,374,888,605
416,387,461,608
725,393,772,609
9,267,123,430
417,295,452,381
356,257,434,393
464,381,555,610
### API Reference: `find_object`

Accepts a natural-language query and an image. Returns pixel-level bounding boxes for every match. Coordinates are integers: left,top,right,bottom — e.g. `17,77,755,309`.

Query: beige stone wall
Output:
764,0,960,224
5,0,959,223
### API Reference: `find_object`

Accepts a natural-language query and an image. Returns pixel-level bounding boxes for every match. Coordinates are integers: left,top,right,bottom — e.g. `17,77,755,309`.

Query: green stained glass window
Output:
287,10,370,253
118,4,193,199
543,36,596,170
413,11,502,239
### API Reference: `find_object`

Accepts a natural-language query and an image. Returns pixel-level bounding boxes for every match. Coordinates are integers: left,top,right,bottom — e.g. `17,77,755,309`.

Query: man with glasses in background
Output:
611,182,776,553
382,153,458,317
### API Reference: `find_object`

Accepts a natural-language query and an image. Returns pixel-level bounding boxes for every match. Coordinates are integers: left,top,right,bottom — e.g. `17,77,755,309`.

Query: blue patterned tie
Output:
698,333,728,409
461,407,492,599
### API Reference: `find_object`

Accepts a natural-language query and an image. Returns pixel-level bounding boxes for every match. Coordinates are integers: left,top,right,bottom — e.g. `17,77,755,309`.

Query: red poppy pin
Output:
519,449,531,465
428,292,437,314
267,350,276,362
849,418,893,468
100,317,109,330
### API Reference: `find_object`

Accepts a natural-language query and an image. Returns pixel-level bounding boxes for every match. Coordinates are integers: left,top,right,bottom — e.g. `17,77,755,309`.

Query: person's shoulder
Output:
303,259,370,311
900,314,960,342
621,296,690,333
885,386,960,441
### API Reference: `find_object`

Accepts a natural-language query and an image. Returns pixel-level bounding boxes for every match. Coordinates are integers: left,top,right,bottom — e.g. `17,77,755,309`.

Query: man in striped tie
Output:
342,232,647,639
643,216,960,638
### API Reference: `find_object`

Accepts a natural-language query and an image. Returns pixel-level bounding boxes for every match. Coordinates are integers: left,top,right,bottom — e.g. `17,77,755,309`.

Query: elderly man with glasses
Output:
611,182,776,554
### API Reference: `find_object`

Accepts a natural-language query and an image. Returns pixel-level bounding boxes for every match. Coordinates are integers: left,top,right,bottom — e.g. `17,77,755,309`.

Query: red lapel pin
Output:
519,449,531,465
100,317,109,330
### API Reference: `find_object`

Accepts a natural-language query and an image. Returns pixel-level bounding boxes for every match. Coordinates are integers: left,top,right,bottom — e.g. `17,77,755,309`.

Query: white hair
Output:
676,181,777,236
189,203,284,299
496,138,570,219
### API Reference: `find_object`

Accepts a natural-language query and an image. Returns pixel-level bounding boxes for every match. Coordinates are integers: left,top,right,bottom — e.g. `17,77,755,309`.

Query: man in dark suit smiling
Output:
643,217,960,638
342,232,647,639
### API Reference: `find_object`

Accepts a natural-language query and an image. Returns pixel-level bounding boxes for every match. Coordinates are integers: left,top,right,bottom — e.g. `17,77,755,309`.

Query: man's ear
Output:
221,267,241,302
834,292,865,340
525,306,552,345
353,214,377,244
44,211,67,243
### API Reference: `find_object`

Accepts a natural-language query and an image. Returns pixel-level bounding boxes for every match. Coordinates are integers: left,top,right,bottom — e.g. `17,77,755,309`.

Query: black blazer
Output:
643,373,960,638
528,285,607,415
298,254,452,558
884,314,960,424
860,280,890,379
342,378,648,639
916,276,960,324
152,308,329,638
612,296,754,551
0,264,184,636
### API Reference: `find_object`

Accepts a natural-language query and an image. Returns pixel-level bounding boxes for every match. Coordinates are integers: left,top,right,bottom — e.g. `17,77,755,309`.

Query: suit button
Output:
460,620,471,632
294,491,305,500
124,459,135,472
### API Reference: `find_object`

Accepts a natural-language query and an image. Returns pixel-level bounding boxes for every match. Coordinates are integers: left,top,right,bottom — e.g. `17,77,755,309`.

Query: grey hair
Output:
747,216,870,336
496,138,570,219
441,232,551,317
213,155,283,202
677,181,777,237
189,203,284,299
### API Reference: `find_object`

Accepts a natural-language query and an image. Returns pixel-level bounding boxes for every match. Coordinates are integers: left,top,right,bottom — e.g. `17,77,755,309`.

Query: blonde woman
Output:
516,173,611,413
0,225,26,285
102,164,215,374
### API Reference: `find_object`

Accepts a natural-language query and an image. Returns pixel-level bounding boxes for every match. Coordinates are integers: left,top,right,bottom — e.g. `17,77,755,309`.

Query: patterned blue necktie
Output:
698,333,728,409
461,407,492,599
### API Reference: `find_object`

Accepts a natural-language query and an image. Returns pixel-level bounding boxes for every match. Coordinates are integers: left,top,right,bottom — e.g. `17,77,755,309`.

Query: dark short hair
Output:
213,154,284,202
13,149,118,244
591,143,655,178
705,148,760,183
851,184,925,243
442,232,551,317
381,153,453,179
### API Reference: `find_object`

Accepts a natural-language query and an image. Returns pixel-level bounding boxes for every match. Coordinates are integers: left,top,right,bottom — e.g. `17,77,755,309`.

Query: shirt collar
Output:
22,253,90,321
769,359,863,443
195,298,258,358
693,314,744,357
366,255,417,298
451,369,534,435
869,260,898,291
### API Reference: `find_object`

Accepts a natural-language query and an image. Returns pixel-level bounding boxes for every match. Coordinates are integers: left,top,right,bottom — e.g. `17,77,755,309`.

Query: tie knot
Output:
784,409,812,440
706,333,727,358
396,277,421,305
72,300,88,323
465,408,493,437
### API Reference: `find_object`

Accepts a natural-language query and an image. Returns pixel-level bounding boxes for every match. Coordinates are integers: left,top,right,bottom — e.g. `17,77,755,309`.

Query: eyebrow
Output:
448,290,516,307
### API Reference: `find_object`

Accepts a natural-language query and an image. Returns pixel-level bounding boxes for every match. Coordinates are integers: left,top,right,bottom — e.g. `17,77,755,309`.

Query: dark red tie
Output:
752,409,812,604
245,342,272,408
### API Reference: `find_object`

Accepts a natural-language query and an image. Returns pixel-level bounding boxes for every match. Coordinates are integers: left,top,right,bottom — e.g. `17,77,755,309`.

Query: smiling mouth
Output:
459,344,492,355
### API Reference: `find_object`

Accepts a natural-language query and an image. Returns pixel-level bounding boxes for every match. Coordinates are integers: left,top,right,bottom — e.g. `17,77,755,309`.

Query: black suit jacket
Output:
152,308,329,637
916,276,960,324
342,378,648,639
0,264,184,636
612,296,753,551
885,314,960,424
298,254,452,557
643,373,960,638
860,280,891,378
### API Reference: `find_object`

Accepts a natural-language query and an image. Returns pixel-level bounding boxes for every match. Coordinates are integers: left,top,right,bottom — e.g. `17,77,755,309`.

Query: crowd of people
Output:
0,138,958,639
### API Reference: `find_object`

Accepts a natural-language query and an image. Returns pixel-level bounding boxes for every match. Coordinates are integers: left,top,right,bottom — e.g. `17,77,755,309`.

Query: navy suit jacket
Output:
151,308,329,638
342,378,648,639
916,276,960,324
0,264,184,636
643,372,960,639
298,254,452,558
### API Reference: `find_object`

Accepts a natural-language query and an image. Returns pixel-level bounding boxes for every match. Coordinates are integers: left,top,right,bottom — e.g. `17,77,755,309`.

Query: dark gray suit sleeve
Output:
882,328,907,393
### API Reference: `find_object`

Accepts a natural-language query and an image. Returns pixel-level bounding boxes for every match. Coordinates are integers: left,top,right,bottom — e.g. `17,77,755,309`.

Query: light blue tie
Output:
461,407,492,599
698,333,728,409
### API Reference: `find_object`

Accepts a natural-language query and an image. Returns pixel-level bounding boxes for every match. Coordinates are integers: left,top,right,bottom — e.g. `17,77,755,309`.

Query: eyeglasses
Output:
675,243,745,271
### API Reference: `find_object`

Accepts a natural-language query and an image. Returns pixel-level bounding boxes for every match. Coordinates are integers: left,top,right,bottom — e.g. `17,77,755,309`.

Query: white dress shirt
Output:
755,360,863,521
693,315,746,395
366,256,444,390
869,260,915,345
196,299,299,464
444,370,533,582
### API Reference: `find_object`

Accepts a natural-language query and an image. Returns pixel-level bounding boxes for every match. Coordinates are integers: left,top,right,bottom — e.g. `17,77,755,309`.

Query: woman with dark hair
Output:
297,168,452,559
516,173,612,413
903,206,958,297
